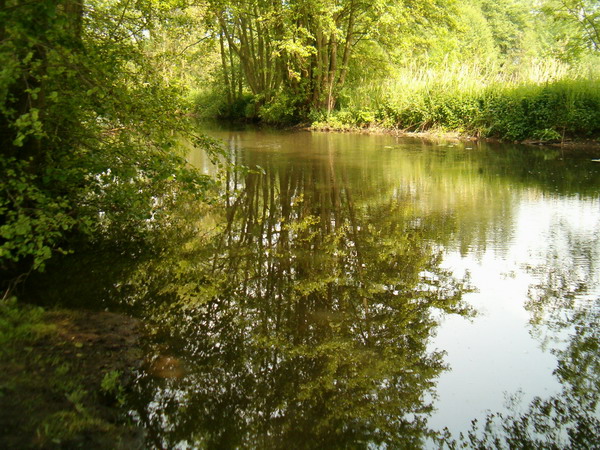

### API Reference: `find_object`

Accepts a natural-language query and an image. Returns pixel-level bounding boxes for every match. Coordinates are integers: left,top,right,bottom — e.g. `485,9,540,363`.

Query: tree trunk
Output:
219,33,233,106
326,35,338,114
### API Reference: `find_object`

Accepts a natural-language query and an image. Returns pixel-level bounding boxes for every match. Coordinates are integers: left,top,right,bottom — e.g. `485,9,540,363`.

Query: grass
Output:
190,57,600,143
314,59,600,142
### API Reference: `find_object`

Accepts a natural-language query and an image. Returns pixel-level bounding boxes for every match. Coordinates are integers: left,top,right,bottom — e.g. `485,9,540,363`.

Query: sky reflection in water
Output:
34,129,600,447
182,130,600,447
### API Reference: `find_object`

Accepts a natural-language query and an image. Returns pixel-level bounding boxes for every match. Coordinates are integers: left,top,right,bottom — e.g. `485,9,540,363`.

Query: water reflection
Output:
460,210,600,448
22,129,600,447
128,135,474,448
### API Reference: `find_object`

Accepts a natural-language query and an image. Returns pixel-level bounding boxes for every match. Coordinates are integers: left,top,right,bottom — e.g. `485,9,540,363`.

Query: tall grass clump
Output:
317,59,600,142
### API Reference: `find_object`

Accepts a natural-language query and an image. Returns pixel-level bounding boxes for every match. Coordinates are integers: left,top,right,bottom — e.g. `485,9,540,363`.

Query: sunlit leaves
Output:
0,0,220,279
0,159,76,271
542,0,600,52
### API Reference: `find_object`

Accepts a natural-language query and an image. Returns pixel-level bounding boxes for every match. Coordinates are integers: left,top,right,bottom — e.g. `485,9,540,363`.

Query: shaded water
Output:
31,129,600,447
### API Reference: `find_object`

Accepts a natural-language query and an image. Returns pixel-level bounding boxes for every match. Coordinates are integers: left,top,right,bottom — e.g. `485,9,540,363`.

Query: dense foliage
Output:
314,77,600,141
208,0,457,118
185,0,600,138
1,0,599,285
0,0,218,284
1,1,598,447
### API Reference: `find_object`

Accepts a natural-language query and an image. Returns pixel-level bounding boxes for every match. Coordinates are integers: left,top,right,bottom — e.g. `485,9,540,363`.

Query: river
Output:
33,127,600,447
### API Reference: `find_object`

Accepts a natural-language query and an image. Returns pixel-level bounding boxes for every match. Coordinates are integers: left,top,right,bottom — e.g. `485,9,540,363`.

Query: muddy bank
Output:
304,124,600,154
0,305,144,449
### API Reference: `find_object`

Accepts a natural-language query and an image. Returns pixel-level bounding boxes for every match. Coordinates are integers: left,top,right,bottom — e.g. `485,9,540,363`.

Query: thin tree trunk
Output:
219,32,233,105
326,35,338,113
337,0,356,89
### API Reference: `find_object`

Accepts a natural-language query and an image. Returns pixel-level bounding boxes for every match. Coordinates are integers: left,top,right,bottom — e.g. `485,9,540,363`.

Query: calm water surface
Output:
187,129,600,447
36,128,600,447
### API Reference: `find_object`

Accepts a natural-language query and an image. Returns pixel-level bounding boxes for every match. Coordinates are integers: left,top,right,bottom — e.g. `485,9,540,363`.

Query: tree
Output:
543,0,600,51
0,0,217,287
207,0,457,118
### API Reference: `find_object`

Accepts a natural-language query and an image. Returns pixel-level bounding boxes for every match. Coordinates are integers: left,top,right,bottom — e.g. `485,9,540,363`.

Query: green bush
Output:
0,158,76,272
192,89,257,120
258,92,303,125
0,1,220,282
190,89,227,119
313,78,600,141
478,81,600,140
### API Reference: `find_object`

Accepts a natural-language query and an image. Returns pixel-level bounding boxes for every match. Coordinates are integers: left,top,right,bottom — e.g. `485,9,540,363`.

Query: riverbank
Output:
0,300,144,448
306,123,600,153
308,78,600,146
197,77,600,148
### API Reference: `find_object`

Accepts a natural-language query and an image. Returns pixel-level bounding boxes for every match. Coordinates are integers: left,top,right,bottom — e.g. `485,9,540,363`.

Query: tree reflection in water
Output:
22,131,600,447
458,224,600,448
127,146,474,448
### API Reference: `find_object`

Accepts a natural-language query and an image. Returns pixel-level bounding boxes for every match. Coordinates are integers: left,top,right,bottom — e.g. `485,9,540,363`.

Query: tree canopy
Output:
0,0,219,283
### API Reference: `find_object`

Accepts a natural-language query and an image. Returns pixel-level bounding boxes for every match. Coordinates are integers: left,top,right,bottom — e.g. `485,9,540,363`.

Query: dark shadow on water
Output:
22,130,600,448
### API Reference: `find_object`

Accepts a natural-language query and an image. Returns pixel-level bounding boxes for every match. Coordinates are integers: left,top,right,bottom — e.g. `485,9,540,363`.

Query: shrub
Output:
258,92,303,125
311,62,600,141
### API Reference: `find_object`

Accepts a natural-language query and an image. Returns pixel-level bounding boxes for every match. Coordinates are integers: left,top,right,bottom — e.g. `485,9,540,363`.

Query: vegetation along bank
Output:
190,0,600,143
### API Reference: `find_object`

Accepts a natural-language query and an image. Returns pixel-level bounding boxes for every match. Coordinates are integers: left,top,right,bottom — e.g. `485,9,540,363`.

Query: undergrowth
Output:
313,78,600,142
313,61,600,142
193,59,600,142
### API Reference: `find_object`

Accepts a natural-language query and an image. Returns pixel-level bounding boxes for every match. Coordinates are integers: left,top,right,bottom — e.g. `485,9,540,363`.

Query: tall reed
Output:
319,59,600,142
